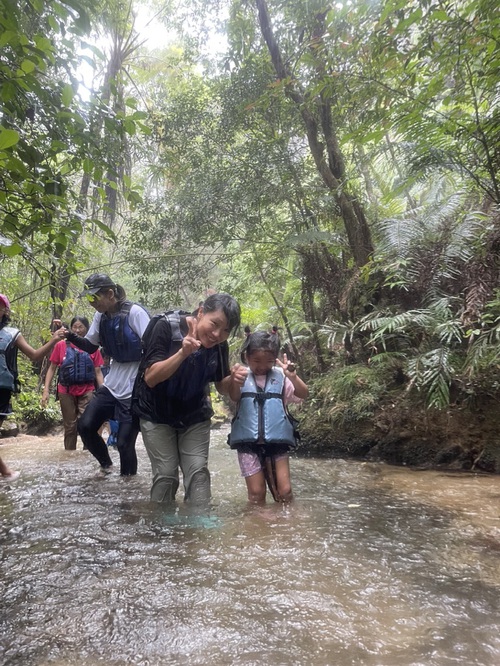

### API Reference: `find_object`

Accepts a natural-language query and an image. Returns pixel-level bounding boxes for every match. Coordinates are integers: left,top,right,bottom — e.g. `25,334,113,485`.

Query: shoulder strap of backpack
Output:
165,311,184,343
141,309,192,348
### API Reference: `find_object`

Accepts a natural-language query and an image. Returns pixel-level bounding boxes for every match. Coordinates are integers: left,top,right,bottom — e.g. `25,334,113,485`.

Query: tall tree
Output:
252,0,374,267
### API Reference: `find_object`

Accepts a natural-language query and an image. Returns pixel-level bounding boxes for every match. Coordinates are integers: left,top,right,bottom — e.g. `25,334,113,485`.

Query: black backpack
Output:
139,310,192,359
0,326,20,393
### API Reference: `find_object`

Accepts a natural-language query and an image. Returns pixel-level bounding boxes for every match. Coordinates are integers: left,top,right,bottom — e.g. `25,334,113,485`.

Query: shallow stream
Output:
1,426,500,665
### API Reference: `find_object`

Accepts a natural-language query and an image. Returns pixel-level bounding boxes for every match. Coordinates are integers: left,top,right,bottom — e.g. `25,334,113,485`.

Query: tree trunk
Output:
254,0,374,267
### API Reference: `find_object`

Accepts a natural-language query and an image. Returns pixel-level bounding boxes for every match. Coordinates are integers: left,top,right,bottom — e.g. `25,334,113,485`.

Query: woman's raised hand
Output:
50,319,67,340
52,328,67,341
181,317,201,357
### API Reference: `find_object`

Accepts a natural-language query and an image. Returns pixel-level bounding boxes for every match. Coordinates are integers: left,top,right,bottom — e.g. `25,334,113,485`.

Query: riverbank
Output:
300,391,500,473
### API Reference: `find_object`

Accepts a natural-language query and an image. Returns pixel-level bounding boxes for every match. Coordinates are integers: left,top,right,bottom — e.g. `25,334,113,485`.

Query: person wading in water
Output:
228,330,308,503
65,274,150,476
133,293,242,504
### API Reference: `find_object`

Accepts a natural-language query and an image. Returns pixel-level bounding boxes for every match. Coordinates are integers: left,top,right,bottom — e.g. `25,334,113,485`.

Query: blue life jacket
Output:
99,301,144,363
229,368,298,450
58,342,96,387
0,326,20,392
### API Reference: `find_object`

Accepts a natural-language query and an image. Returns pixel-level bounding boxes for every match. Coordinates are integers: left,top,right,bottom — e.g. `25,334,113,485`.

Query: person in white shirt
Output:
66,274,150,476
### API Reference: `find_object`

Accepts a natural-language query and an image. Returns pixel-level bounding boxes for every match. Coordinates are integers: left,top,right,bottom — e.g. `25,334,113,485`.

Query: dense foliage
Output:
0,0,499,430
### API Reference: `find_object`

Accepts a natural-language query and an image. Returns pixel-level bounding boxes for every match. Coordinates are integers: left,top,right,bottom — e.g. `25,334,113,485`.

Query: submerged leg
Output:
140,419,180,501
185,467,211,505
77,388,114,469
151,475,179,503
178,421,211,503
244,470,267,504
274,456,293,503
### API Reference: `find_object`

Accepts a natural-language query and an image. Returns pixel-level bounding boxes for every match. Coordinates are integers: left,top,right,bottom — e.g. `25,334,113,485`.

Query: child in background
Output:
228,331,308,503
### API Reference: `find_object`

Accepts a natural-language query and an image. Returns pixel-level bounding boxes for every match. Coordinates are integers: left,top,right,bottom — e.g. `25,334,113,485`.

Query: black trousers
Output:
78,386,139,475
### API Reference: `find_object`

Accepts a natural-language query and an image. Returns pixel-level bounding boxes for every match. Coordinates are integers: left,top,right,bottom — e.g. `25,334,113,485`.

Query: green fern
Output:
407,347,453,409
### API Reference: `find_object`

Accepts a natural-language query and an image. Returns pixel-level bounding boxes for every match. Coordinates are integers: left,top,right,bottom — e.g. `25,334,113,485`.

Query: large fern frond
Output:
407,347,453,409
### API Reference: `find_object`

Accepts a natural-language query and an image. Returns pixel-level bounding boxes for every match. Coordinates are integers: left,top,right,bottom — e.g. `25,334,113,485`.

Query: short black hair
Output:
203,293,241,334
70,315,90,332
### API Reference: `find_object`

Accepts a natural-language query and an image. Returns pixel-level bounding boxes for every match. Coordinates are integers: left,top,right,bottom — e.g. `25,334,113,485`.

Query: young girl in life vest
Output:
0,293,66,481
228,331,308,503
41,316,104,450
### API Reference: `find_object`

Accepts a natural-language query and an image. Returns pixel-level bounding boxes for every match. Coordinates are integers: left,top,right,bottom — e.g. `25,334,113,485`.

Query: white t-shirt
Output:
86,304,150,400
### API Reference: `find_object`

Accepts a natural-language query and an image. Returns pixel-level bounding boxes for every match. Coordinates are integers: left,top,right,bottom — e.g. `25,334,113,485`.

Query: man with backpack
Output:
65,274,150,476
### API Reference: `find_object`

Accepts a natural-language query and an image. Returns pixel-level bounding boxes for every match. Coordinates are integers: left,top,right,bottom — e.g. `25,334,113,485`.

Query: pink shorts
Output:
237,450,288,478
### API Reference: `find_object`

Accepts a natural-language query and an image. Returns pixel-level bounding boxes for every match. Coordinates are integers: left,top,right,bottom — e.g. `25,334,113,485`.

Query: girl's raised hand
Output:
276,353,296,376
230,363,248,386
181,316,201,357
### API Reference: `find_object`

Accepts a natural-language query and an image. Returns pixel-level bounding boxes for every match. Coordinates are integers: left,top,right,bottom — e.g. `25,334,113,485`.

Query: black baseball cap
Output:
79,273,116,297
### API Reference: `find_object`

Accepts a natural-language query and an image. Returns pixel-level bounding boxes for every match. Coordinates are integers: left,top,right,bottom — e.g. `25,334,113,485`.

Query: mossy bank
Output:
298,364,500,474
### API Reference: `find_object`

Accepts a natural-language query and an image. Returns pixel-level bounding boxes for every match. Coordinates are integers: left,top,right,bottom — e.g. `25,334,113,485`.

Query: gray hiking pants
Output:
140,419,211,501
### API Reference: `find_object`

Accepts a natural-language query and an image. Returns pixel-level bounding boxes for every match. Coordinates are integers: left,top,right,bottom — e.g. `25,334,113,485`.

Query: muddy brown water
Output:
1,425,500,666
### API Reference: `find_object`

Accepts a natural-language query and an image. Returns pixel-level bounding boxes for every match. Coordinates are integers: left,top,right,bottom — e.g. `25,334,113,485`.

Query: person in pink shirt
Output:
228,330,308,503
42,316,104,450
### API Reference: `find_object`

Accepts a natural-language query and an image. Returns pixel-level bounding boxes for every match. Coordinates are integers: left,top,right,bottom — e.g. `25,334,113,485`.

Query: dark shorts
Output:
0,388,13,417
93,386,134,424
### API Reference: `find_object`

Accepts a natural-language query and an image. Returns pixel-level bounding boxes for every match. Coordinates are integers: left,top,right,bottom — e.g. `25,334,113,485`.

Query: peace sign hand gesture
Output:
181,316,201,358
276,353,296,376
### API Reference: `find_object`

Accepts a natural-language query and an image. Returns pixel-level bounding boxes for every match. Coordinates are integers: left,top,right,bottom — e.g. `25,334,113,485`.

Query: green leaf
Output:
80,41,104,59
430,10,450,21
0,30,18,48
48,15,59,32
137,122,152,135
61,83,74,107
20,59,37,74
34,35,55,54
123,118,136,135
88,217,117,242
0,128,19,150
1,242,24,257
